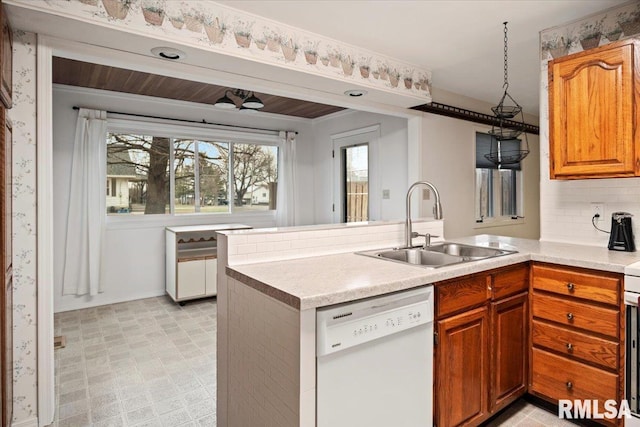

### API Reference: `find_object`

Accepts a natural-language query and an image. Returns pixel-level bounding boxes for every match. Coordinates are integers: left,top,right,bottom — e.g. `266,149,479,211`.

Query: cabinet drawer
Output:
532,320,618,370
531,348,618,403
532,264,620,305
492,264,529,300
436,274,489,318
532,293,618,338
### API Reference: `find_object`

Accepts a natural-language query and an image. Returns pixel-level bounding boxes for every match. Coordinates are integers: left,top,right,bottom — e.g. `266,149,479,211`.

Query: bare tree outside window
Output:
106,133,170,215
225,144,278,211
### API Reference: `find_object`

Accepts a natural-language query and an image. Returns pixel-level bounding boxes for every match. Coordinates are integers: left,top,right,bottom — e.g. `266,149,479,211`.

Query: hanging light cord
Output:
502,21,509,90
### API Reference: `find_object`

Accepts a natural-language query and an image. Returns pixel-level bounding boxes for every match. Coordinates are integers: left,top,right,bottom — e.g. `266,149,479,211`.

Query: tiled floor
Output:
53,296,217,427
484,399,576,426
53,295,575,427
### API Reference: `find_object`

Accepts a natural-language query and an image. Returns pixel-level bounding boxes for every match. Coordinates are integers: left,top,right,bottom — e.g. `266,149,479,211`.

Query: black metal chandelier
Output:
214,88,264,111
485,22,530,167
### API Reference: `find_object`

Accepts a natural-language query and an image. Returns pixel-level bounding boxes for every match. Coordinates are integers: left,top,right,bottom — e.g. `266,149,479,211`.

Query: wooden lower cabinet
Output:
435,264,529,426
491,292,528,412
436,305,490,427
529,263,623,426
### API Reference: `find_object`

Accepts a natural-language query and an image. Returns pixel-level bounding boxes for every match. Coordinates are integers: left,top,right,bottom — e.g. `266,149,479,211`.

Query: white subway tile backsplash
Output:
223,220,444,266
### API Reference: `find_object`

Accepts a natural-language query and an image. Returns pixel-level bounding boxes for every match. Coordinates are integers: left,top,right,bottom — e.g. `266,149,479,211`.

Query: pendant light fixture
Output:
485,22,530,167
214,88,265,110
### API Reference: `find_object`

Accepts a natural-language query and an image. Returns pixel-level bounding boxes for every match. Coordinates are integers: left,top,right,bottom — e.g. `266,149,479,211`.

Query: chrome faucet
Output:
405,181,443,248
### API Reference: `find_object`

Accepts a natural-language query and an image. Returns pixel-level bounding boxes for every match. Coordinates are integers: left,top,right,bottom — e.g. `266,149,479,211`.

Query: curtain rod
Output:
72,106,298,135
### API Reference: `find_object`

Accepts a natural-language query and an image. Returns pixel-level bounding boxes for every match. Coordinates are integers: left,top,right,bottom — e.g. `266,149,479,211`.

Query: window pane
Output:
174,139,196,214
344,144,368,222
475,168,493,220
232,144,278,212
500,169,517,216
198,141,229,213
106,133,170,215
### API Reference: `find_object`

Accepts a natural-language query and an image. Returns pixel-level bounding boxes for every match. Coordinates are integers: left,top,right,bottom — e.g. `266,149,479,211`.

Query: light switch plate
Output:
423,189,430,200
382,189,390,199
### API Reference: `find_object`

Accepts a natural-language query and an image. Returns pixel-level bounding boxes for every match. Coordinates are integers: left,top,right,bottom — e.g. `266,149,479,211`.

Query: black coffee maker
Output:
608,212,635,252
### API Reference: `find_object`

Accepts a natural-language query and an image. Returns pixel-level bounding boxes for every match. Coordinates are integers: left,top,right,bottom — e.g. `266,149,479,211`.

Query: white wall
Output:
311,110,409,224
52,85,314,312
420,112,541,240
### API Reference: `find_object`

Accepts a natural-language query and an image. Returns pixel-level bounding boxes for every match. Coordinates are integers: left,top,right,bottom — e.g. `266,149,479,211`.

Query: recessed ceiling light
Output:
151,47,187,61
344,89,367,97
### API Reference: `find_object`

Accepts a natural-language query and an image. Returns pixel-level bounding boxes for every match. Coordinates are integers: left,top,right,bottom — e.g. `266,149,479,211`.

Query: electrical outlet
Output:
422,189,430,200
591,203,604,221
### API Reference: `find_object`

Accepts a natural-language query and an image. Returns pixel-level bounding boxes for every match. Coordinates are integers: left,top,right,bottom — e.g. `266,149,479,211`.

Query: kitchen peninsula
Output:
216,222,640,427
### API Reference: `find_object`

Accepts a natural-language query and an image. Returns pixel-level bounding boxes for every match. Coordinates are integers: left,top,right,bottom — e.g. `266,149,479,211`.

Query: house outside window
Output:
474,132,523,223
105,119,279,216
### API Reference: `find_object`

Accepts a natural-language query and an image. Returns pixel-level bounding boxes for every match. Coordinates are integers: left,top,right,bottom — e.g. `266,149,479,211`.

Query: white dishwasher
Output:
316,286,433,427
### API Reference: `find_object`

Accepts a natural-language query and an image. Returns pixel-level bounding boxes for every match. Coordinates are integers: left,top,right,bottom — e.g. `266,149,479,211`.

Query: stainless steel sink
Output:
426,242,515,259
376,248,464,267
357,243,517,269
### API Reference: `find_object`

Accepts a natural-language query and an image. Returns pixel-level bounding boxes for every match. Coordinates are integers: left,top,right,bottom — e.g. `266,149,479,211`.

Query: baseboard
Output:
54,289,166,313
12,416,38,427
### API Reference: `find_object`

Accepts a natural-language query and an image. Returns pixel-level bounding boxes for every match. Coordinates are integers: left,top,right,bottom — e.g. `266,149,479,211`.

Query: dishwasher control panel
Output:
316,287,433,357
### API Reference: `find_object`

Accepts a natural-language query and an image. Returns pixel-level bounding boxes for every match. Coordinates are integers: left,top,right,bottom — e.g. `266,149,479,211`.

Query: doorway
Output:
341,144,368,222
332,126,379,223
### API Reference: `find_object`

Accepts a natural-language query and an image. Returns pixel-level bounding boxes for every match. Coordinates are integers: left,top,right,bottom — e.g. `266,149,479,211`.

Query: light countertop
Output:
227,235,640,310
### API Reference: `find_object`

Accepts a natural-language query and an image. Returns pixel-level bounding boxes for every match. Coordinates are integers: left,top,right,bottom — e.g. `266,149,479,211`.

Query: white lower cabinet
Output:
177,258,207,300
166,224,249,304
205,257,217,295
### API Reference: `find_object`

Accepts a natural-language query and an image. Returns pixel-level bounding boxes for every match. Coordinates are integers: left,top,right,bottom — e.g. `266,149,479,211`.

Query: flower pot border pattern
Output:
541,2,640,61
43,0,432,98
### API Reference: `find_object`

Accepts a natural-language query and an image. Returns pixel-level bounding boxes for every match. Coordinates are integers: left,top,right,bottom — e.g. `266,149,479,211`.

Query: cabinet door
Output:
490,292,527,412
436,305,489,427
177,259,206,300
205,257,217,296
549,39,639,179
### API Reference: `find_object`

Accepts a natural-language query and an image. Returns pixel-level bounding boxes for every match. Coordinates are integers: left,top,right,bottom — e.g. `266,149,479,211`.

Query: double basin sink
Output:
357,242,517,269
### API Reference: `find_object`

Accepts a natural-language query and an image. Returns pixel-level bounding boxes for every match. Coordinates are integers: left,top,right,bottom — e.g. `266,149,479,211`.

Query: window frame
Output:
105,117,281,225
473,129,525,229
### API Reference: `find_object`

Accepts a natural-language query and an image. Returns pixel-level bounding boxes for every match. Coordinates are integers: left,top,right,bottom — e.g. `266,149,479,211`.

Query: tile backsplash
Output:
541,178,640,247
222,220,444,266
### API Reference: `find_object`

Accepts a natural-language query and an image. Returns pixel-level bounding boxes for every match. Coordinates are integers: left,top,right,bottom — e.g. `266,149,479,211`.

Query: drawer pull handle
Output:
566,343,573,351
567,282,575,291
567,313,574,321
566,381,573,390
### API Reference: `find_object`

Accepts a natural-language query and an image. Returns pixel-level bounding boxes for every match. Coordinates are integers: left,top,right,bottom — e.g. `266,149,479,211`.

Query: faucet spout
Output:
405,181,443,248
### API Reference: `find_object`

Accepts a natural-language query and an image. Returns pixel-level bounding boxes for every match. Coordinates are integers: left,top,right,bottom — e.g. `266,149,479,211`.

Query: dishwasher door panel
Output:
316,322,433,427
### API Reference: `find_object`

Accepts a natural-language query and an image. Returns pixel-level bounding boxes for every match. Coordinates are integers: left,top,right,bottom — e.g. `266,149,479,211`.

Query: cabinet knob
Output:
567,312,574,321
566,381,573,390
566,343,573,351
567,282,575,291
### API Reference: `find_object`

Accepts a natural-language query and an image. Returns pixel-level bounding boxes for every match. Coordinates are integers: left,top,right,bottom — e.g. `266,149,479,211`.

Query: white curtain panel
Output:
62,108,108,296
276,131,297,227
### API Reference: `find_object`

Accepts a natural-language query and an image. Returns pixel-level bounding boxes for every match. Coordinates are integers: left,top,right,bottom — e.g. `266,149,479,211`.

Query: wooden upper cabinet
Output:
549,38,640,179
0,4,11,109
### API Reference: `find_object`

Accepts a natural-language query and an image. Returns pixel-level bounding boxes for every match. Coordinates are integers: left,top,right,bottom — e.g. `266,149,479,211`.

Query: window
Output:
106,123,278,216
475,132,522,222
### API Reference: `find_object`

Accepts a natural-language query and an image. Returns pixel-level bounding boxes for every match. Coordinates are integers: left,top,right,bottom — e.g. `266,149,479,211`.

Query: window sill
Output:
106,210,276,230
473,217,525,230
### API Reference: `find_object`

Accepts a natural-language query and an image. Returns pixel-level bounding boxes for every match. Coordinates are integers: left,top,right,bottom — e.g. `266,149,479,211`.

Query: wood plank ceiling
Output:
52,57,345,119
